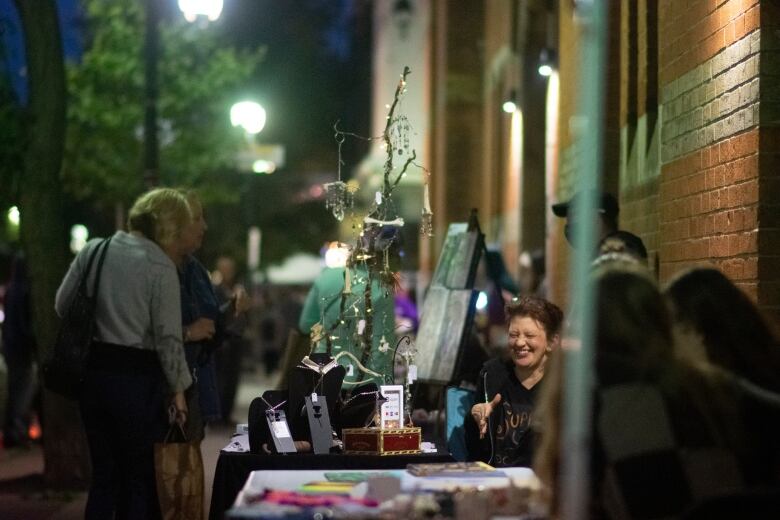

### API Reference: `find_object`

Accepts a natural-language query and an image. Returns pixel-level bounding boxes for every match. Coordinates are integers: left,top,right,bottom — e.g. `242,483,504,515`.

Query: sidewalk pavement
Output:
0,368,274,519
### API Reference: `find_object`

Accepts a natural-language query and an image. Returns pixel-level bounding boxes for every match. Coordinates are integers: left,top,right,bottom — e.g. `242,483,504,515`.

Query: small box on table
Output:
342,427,421,455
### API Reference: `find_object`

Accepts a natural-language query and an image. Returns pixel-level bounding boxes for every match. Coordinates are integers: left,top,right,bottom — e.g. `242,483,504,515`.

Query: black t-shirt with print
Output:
466,358,540,467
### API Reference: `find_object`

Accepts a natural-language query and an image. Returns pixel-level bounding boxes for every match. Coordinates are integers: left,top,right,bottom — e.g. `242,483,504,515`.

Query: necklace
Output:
298,356,340,375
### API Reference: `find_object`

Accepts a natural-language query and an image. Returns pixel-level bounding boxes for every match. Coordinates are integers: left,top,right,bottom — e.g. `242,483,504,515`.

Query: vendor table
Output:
227,467,537,519
209,450,454,520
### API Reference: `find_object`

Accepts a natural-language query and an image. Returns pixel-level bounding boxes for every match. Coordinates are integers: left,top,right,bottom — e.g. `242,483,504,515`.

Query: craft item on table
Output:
222,433,250,453
342,426,421,455
379,385,404,429
324,471,399,483
421,441,438,453
305,394,333,454
405,461,501,477
298,481,357,495
365,475,401,503
245,490,379,508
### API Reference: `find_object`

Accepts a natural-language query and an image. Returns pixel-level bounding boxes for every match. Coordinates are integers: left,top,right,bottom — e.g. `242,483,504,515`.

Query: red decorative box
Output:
342,427,421,455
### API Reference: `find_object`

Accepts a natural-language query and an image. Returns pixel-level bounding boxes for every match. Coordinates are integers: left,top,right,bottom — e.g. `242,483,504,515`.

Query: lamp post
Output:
142,0,223,188
143,0,159,188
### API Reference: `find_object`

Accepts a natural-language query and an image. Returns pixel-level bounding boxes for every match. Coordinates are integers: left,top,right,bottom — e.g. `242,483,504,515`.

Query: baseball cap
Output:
552,191,619,220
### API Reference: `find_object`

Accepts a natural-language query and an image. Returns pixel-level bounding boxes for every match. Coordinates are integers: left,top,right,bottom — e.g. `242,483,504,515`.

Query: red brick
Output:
736,282,758,302
711,234,731,257
746,6,760,32
726,20,737,44
736,13,747,39
745,256,759,278
719,258,745,280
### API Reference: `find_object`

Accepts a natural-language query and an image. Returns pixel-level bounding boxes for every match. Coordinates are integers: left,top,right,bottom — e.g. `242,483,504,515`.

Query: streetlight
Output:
142,0,224,188
230,101,267,135
178,0,224,23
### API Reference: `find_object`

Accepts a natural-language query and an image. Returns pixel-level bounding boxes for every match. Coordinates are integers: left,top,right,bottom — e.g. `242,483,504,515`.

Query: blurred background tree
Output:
62,0,264,213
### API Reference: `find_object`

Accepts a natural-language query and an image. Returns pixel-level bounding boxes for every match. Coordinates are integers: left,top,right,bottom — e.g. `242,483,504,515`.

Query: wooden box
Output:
342,427,421,455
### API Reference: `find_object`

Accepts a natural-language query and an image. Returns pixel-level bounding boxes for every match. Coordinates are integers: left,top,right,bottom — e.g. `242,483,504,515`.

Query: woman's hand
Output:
171,391,188,426
471,393,502,439
232,286,252,315
185,317,215,342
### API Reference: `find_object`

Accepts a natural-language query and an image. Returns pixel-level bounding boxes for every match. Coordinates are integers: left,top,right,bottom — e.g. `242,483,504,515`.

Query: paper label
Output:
271,420,291,439
357,319,366,335
407,364,418,383
311,392,318,403
380,385,404,429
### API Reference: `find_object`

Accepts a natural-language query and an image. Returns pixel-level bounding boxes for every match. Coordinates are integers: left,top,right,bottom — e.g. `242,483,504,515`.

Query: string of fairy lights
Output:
309,67,429,399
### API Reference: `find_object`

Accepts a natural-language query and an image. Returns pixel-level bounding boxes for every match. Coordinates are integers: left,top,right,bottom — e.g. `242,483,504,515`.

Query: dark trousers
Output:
79,343,166,520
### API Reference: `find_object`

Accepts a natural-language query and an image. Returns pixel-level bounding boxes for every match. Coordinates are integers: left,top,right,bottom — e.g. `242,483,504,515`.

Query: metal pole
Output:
143,0,159,188
559,0,608,518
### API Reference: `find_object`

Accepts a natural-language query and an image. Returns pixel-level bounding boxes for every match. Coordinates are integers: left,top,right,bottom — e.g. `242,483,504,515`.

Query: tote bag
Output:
154,421,205,520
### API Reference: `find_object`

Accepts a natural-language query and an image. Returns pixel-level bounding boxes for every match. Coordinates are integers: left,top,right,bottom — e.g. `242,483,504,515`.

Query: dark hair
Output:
599,230,648,261
665,268,780,391
505,296,564,339
595,268,672,380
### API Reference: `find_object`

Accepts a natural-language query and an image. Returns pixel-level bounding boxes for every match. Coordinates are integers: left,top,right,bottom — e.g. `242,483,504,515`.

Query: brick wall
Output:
620,0,661,273
657,0,764,306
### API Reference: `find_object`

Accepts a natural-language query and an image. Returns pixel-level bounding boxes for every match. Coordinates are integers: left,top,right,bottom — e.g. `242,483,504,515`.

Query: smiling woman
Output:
465,296,563,467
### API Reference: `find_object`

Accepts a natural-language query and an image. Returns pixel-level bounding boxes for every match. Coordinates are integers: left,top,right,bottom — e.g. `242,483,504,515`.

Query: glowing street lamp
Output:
178,0,224,22
231,101,267,135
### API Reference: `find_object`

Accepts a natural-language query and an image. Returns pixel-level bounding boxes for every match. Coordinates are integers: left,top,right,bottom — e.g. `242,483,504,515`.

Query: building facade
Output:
424,0,778,328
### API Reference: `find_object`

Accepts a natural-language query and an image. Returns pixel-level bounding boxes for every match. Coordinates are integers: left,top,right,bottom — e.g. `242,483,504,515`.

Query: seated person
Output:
465,296,563,467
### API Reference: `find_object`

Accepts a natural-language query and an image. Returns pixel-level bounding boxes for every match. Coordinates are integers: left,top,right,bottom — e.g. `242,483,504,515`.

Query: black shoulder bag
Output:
44,237,112,399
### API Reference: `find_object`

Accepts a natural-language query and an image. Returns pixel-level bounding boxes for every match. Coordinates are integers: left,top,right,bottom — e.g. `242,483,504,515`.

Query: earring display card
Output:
380,385,404,429
305,394,333,454
266,409,297,453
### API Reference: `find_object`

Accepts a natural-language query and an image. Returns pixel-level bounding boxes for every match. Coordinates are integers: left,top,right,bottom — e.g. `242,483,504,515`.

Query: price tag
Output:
357,319,366,335
271,420,291,439
407,364,418,383
311,392,318,403
346,364,354,376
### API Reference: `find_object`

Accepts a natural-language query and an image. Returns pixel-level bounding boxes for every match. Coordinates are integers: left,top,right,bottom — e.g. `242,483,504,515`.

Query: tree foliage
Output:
63,0,264,206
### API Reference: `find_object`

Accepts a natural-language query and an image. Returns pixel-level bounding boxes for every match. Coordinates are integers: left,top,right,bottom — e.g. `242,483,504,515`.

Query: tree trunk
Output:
14,0,90,488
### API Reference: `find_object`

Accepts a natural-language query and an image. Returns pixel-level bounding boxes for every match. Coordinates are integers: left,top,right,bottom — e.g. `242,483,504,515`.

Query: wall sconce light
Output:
393,0,414,39
502,89,518,113
538,48,557,77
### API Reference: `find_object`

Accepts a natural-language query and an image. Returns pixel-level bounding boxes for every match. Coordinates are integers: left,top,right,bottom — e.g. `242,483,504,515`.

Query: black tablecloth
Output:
209,450,454,520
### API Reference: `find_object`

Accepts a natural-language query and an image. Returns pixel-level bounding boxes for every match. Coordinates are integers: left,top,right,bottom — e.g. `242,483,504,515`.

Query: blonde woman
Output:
55,188,193,520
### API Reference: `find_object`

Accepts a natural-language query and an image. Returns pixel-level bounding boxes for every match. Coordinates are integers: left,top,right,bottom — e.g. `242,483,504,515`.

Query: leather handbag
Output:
43,237,112,399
